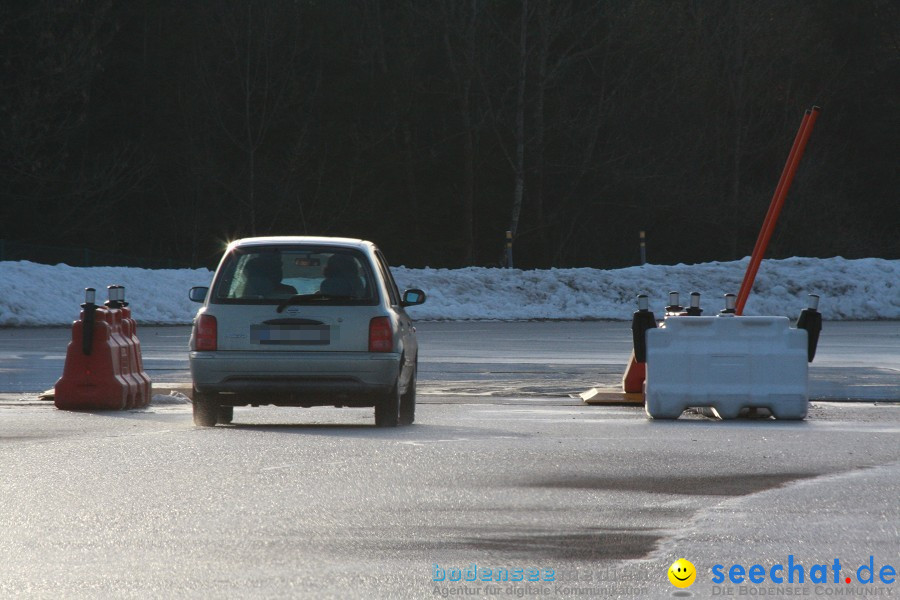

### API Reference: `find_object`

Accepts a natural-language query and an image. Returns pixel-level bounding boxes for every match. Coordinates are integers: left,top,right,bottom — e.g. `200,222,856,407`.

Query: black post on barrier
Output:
81,288,96,356
631,294,657,363
665,291,684,316
505,230,513,269
796,294,822,362
686,292,703,316
105,285,125,309
720,293,737,315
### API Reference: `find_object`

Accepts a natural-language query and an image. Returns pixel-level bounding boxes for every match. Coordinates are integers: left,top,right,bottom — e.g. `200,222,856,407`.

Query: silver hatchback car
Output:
188,237,425,427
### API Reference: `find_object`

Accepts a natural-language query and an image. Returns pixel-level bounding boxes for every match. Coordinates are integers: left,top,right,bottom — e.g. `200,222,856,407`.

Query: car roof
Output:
228,236,376,252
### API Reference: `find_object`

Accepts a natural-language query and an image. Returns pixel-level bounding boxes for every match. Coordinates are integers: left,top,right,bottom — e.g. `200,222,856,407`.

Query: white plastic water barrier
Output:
645,316,808,420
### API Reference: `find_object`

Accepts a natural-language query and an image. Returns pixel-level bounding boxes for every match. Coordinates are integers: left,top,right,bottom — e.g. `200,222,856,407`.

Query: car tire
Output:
399,365,416,426
193,392,219,427
375,381,400,428
218,406,234,424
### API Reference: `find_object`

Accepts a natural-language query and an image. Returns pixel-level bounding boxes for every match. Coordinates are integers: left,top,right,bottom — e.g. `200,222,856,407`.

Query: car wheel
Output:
193,391,219,427
375,381,400,427
218,406,234,424
399,365,416,426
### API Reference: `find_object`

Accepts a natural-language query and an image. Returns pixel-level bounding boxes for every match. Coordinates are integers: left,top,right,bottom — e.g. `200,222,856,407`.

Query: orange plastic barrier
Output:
122,303,151,408
54,287,152,411
621,351,646,394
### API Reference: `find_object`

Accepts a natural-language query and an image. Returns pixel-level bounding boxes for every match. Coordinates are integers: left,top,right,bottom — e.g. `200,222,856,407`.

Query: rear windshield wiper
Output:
276,293,355,313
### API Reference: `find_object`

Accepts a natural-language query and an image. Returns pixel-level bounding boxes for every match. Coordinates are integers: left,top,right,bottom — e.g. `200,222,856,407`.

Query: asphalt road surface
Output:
1,321,899,399
0,321,897,599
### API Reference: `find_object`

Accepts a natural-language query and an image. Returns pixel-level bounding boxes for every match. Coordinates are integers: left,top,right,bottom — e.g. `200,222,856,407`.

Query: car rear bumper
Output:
189,350,400,406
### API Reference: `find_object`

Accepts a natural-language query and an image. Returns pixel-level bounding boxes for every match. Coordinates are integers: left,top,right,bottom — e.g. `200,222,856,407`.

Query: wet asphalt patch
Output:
527,472,820,496
451,529,662,561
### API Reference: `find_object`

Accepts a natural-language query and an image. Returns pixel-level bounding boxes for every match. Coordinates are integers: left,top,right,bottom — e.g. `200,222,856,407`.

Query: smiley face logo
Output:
668,558,696,588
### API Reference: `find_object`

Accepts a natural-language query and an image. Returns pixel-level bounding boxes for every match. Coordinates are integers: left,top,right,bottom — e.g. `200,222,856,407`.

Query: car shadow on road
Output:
648,417,812,428
223,421,529,440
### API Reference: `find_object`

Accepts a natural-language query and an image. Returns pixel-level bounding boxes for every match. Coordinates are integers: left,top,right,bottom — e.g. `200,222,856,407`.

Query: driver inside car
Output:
241,253,297,298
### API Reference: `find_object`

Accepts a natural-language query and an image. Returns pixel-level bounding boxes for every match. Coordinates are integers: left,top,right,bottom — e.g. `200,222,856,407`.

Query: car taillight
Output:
194,314,217,351
368,317,393,352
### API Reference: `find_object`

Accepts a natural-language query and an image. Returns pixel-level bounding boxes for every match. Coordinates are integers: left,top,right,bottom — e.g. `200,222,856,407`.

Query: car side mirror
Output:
189,286,209,303
401,289,426,307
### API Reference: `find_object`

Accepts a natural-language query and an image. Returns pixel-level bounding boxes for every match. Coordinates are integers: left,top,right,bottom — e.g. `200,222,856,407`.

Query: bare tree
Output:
508,0,529,254
441,0,483,264
0,1,147,245
191,2,313,236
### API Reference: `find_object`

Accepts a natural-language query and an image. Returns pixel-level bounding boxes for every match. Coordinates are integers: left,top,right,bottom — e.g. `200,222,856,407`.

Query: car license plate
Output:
250,324,330,345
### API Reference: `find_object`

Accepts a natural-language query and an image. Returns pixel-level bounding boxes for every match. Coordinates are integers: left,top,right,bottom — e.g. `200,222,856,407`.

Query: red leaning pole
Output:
736,106,821,315
621,105,821,394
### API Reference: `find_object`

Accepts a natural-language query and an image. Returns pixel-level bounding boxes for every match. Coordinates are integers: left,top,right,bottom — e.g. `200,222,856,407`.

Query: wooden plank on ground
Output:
580,387,644,405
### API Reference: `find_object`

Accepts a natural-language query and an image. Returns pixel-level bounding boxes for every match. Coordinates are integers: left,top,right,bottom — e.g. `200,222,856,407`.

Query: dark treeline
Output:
1,0,897,269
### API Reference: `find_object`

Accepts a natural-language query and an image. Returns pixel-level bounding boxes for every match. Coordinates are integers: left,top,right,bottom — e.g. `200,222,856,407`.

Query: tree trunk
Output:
509,0,528,248
461,77,476,265
373,0,420,248
244,3,257,235
532,2,549,264
442,0,478,265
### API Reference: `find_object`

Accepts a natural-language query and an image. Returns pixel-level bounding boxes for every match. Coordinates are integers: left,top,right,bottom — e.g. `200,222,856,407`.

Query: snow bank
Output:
0,257,896,326
394,257,899,321
0,262,213,327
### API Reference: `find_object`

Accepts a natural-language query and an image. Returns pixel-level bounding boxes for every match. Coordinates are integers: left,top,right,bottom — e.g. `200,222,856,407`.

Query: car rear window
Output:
210,246,378,305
